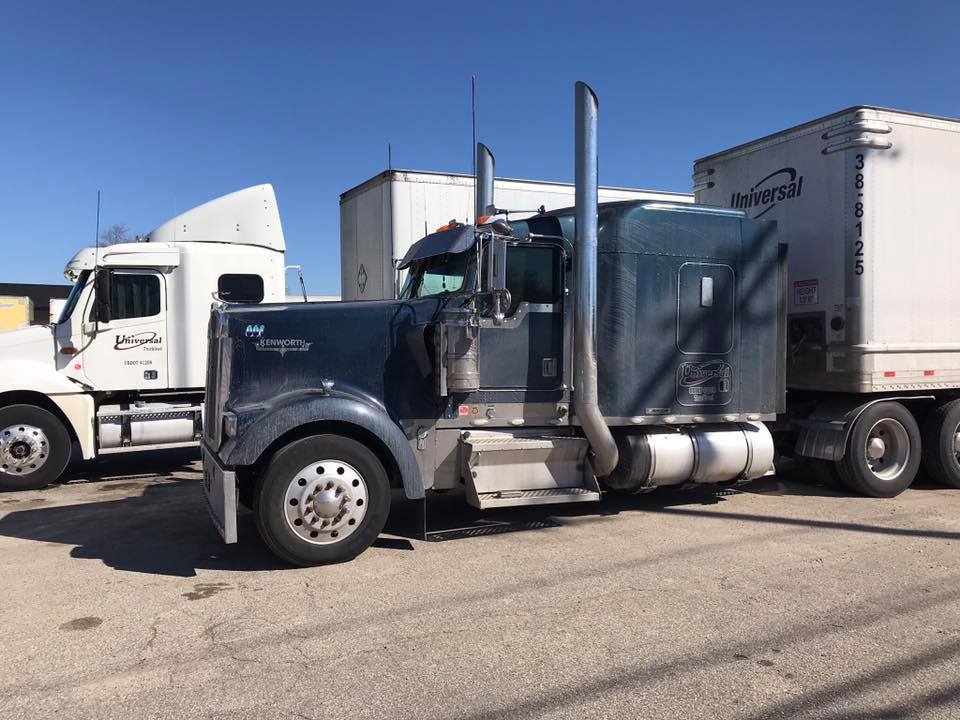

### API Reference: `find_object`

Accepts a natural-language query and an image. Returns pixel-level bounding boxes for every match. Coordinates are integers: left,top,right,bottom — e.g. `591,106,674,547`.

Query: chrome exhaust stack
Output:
574,81,619,477
475,143,495,221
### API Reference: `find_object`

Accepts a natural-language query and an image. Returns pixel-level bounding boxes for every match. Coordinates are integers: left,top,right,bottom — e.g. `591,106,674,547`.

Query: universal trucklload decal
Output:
114,332,163,350
729,167,804,218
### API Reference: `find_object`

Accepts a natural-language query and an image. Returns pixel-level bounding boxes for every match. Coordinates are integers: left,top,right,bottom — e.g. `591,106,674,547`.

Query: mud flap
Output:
202,443,237,544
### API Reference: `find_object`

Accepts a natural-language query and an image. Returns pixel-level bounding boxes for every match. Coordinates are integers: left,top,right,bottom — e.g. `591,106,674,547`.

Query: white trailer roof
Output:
696,105,960,165
340,169,691,206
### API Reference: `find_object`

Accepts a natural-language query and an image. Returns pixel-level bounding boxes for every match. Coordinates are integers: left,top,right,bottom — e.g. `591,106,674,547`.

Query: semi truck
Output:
340,167,692,301
694,106,960,496
0,185,289,490
201,82,785,566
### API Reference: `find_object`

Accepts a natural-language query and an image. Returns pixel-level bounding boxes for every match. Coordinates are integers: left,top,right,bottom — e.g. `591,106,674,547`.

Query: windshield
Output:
401,253,471,299
58,269,91,324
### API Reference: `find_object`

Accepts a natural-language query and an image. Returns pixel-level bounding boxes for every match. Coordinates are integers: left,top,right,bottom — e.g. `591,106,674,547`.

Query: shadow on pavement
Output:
2,447,958,577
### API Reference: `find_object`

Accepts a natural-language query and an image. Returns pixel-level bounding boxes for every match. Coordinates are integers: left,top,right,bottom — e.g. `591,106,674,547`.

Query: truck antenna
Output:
471,74,477,178
388,142,392,171
91,189,101,323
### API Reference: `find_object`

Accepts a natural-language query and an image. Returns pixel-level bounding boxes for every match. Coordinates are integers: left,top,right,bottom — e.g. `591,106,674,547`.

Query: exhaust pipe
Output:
475,143,495,221
574,81,619,477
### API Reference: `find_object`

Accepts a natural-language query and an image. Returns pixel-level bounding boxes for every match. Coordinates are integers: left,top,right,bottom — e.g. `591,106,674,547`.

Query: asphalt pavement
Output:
1,449,959,719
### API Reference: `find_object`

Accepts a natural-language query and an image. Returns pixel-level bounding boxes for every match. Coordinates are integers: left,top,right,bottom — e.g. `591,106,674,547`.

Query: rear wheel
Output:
0,404,71,491
921,399,960,488
838,402,921,498
253,434,390,566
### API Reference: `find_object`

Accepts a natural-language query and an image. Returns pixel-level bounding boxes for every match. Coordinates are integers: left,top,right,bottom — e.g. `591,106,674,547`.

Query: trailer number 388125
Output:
853,153,865,276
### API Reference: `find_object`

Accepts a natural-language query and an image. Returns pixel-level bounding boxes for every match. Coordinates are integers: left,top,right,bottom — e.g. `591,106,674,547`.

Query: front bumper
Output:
202,441,237,544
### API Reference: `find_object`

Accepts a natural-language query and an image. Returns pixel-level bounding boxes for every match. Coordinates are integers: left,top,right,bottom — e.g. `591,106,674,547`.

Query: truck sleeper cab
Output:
201,83,786,566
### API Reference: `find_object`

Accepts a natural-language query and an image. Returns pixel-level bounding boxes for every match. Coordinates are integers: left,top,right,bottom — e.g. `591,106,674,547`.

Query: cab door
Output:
79,269,169,391
478,243,565,391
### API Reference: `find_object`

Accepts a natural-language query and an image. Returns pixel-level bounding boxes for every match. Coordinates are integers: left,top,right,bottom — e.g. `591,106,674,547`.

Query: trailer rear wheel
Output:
838,402,921,498
921,399,960,488
0,404,71,491
253,434,390,566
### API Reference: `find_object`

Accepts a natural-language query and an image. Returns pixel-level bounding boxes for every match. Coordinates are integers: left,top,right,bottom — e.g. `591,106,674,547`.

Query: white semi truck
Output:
695,106,960,495
0,184,288,490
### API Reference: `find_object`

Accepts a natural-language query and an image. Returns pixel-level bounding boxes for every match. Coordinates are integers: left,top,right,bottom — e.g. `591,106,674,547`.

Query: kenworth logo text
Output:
254,337,313,356
729,167,804,218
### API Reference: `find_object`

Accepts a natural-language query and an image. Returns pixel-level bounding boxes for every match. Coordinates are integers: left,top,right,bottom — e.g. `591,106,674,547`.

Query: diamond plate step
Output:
475,486,601,510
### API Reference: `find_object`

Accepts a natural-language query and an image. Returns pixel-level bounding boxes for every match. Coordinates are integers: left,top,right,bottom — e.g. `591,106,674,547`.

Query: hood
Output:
0,324,53,349
0,325,55,369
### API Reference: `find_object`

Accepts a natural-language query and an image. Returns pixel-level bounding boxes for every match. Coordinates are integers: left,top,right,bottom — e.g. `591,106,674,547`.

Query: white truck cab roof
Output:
63,184,284,280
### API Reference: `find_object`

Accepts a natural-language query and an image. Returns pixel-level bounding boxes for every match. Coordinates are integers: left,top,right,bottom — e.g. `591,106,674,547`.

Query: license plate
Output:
202,443,237,544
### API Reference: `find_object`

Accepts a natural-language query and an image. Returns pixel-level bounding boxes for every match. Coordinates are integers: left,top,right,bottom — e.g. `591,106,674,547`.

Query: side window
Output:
218,274,265,303
110,273,161,320
504,245,562,315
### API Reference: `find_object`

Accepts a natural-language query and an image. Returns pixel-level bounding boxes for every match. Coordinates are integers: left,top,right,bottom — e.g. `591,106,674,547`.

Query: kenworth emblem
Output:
729,167,804,218
254,338,313,356
245,324,265,338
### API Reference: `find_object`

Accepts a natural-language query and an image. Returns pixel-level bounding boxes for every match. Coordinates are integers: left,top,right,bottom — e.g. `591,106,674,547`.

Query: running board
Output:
473,486,601,509
460,430,602,510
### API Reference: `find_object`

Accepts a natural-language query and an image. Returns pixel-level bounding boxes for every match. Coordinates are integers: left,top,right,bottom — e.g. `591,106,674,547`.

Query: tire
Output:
253,434,390,566
921,399,960,488
0,404,71,491
837,402,921,498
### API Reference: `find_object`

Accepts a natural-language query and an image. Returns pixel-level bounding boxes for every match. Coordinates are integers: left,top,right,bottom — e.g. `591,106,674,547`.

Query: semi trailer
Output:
0,185,289,490
339,167,692,301
201,82,785,566
695,107,960,496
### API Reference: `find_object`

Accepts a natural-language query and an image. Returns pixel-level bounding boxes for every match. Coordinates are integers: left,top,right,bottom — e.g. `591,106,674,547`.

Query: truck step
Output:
459,430,601,510
472,486,601,510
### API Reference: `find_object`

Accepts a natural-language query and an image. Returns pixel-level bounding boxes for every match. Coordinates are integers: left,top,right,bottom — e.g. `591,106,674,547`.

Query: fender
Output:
794,394,934,462
223,390,425,500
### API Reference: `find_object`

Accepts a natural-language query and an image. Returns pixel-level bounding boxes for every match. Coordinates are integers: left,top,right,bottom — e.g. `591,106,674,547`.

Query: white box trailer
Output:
695,106,960,393
340,169,692,300
695,106,960,495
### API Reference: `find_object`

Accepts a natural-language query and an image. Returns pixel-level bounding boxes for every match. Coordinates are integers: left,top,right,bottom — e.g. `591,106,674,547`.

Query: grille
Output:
203,309,227,449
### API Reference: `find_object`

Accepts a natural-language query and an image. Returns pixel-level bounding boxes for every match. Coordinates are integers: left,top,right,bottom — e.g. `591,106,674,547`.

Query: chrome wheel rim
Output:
864,419,910,481
0,424,50,476
284,460,369,545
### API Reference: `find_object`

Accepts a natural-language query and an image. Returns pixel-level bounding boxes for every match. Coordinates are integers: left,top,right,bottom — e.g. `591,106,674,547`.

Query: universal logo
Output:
114,332,162,351
254,337,313,356
730,167,804,218
678,360,732,389
245,324,265,338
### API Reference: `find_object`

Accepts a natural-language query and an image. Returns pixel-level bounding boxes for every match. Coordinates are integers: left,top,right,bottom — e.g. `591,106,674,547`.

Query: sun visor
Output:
397,224,476,269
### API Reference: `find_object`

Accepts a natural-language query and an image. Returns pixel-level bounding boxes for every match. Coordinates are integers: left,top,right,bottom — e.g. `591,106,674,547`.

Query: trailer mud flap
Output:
202,443,237,544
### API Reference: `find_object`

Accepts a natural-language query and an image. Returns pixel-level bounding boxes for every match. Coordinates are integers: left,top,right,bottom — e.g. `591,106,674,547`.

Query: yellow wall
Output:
0,297,33,332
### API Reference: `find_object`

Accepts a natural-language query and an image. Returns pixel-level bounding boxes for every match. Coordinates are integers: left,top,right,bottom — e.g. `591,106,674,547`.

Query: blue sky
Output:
1,1,957,293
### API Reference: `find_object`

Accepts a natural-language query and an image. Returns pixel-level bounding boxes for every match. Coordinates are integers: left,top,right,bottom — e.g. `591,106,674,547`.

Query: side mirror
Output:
93,269,112,324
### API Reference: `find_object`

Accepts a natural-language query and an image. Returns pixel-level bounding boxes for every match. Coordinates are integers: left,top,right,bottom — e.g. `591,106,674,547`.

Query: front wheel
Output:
838,402,921,498
253,434,390,566
0,404,71,491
